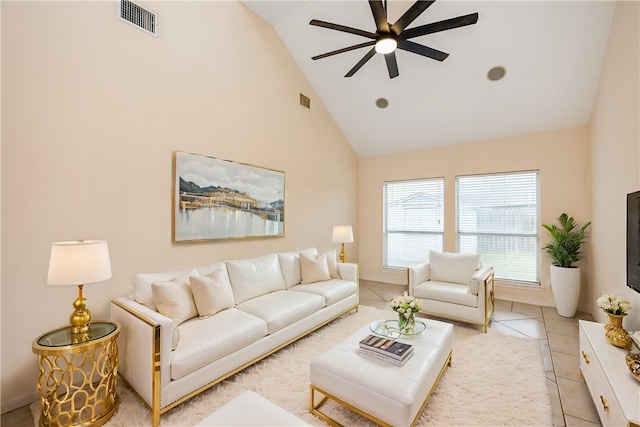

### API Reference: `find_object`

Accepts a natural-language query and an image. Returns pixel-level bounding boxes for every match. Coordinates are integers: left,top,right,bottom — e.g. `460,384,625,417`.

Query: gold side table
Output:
32,321,120,427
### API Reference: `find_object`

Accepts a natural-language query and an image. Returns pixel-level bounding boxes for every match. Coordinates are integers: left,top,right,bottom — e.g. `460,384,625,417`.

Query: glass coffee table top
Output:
370,319,427,339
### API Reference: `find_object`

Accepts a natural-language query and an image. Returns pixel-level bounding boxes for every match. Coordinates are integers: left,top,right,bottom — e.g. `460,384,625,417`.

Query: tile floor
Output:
359,279,601,427
4,280,601,427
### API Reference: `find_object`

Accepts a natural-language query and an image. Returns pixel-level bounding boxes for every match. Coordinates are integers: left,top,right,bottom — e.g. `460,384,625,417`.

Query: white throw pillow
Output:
190,271,236,318
134,269,197,311
151,275,198,325
300,252,331,284
278,248,319,288
429,250,481,285
325,249,340,279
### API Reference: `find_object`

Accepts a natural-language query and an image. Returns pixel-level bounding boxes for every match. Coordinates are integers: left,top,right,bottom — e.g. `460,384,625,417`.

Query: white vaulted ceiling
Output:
242,0,616,157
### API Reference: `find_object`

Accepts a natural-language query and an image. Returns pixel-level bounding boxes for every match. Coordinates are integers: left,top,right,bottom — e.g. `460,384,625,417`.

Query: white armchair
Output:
408,251,494,332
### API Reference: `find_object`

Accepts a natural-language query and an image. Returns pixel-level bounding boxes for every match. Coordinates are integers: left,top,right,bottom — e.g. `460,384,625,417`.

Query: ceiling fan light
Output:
375,37,397,54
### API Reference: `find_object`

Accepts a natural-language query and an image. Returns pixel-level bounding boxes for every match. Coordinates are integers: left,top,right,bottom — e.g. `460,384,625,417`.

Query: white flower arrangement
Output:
596,294,632,316
390,293,423,318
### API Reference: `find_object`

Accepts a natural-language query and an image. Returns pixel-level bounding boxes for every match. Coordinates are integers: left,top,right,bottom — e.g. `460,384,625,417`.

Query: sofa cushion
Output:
171,309,268,380
300,252,331,284
194,261,229,281
277,248,318,289
226,254,286,304
290,279,357,307
429,251,481,285
236,290,325,335
413,280,478,308
134,268,197,311
189,271,236,319
151,275,199,325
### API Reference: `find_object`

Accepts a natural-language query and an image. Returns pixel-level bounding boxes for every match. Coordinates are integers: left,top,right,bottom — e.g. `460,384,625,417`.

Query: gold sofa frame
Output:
111,299,358,427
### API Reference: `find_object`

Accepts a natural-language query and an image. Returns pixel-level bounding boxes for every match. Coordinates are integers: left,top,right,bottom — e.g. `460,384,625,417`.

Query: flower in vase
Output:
390,293,423,315
596,294,632,316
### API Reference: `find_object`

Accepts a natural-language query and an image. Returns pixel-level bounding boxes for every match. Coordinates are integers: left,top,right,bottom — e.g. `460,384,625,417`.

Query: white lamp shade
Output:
332,225,354,243
47,240,112,286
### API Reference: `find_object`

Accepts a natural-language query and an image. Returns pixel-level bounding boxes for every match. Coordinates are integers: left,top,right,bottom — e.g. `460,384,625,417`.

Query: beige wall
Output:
590,0,640,332
0,1,358,410
359,126,592,308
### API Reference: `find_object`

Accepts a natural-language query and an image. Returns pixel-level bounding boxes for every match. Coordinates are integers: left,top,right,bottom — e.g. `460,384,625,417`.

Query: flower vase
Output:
604,313,632,349
398,312,416,335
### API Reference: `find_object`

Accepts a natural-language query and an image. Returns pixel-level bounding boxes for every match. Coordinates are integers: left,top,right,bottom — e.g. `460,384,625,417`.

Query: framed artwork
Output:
173,151,285,242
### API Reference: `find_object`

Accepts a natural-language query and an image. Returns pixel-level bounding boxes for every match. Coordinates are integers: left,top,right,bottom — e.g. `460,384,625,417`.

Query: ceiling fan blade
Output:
398,39,449,61
390,0,435,35
312,41,376,60
310,19,377,39
369,0,389,33
384,52,399,79
401,13,479,40
345,47,376,77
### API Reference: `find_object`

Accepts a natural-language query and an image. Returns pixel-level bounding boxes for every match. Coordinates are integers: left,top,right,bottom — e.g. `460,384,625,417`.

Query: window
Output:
383,178,444,268
456,171,539,284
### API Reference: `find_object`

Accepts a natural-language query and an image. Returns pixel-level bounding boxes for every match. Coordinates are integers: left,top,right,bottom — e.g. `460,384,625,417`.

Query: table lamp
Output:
47,240,112,334
332,225,353,263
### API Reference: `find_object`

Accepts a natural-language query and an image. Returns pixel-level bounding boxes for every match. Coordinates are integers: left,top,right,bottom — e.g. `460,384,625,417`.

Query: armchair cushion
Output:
412,281,477,307
429,251,481,285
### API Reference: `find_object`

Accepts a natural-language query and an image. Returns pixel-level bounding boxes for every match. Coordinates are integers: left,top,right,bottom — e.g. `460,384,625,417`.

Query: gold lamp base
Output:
339,243,347,263
70,284,91,335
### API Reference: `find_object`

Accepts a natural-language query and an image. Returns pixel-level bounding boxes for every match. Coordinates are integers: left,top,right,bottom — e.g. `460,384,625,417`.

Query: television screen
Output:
627,191,640,294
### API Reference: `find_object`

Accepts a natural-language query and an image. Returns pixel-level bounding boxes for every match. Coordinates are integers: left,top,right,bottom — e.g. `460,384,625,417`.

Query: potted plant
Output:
542,213,591,317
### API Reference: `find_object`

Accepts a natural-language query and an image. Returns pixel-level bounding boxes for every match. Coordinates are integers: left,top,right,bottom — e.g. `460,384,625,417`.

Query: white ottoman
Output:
196,390,311,426
310,318,453,427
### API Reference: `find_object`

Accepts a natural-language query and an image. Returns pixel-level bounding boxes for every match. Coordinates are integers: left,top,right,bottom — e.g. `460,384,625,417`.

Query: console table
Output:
579,320,640,427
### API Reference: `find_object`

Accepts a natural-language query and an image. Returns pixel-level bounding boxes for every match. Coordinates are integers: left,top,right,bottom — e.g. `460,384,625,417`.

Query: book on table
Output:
358,346,414,366
359,335,413,360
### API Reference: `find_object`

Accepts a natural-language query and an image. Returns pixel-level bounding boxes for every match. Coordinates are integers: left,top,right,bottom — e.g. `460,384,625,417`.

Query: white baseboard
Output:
496,296,556,308
2,391,39,415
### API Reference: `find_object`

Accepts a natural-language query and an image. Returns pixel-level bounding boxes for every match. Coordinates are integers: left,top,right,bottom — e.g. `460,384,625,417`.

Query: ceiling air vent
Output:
118,0,158,37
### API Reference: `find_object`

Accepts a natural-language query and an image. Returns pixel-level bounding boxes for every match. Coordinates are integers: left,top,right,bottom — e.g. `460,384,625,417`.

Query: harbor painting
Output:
173,151,285,242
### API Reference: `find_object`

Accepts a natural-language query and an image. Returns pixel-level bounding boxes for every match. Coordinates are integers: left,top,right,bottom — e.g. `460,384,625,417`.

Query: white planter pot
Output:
550,265,581,317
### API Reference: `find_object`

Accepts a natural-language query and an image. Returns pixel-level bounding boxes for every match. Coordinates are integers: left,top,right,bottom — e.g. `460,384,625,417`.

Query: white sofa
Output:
110,248,359,427
408,251,494,332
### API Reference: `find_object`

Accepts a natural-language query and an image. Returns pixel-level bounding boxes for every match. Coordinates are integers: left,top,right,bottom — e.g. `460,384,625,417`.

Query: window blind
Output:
383,178,444,268
456,171,540,284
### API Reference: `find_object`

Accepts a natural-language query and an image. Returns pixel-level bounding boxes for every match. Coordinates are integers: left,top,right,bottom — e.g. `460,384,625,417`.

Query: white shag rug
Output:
32,305,552,426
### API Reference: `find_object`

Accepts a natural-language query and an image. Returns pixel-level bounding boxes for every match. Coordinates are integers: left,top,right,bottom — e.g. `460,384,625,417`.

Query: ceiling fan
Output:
309,0,478,79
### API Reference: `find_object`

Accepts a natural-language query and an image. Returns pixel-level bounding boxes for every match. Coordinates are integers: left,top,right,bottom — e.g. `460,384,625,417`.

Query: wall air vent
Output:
118,0,158,37
299,93,311,109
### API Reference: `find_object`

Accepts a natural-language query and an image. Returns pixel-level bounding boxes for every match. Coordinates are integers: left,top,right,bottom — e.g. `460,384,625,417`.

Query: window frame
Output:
455,170,541,286
382,177,445,269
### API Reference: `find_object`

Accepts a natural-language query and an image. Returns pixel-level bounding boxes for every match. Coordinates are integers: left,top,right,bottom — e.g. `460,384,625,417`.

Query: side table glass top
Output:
370,319,427,339
36,322,117,347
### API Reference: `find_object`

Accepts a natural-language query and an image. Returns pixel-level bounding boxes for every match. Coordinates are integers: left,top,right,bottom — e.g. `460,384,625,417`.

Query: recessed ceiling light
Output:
375,98,389,109
487,66,507,81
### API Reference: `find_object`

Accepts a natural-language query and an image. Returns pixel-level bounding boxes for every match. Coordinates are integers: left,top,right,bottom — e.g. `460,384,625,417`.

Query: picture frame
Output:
172,151,285,242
